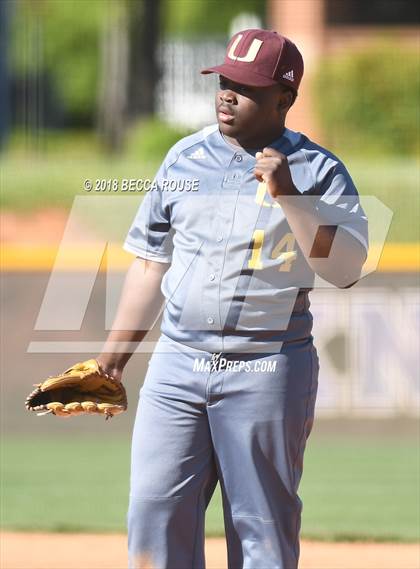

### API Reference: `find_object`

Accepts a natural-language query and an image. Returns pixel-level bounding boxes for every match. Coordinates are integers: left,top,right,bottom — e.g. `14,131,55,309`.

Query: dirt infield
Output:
1,532,419,569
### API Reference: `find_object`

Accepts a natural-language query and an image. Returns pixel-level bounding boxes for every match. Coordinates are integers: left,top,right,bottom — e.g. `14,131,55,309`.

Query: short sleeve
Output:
316,161,369,252
123,163,174,263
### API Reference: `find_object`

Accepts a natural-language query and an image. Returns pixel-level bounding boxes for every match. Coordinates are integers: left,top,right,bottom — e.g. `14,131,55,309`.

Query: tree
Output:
127,0,161,118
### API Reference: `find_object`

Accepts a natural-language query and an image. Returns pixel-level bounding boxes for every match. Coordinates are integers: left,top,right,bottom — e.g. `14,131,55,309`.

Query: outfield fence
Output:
1,241,419,418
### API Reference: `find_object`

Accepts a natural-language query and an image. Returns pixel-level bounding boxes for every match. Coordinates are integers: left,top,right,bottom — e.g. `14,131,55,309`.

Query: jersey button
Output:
216,235,223,242
209,274,216,281
235,154,243,162
207,317,214,325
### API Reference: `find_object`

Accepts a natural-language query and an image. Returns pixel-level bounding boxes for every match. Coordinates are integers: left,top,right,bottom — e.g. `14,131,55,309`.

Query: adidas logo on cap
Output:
282,70,294,81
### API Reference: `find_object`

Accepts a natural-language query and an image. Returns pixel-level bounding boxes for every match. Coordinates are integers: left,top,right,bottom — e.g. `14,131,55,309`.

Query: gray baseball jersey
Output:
125,125,367,568
124,125,368,353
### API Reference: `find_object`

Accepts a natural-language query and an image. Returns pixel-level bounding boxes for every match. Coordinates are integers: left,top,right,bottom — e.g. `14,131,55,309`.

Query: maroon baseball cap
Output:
201,28,304,92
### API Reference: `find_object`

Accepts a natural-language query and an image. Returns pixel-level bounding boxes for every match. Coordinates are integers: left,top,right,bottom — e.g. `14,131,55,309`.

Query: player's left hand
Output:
254,148,298,199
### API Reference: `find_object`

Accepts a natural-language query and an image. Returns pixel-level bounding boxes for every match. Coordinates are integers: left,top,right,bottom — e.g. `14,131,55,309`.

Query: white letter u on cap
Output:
227,34,263,63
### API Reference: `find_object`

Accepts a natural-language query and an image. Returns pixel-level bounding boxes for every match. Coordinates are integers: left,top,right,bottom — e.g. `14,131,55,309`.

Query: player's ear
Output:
277,86,295,112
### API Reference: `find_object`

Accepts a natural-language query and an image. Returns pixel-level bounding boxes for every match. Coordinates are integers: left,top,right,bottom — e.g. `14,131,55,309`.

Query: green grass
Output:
0,124,186,211
0,156,161,211
1,435,419,541
0,129,419,241
300,438,420,542
345,156,420,242
0,436,132,533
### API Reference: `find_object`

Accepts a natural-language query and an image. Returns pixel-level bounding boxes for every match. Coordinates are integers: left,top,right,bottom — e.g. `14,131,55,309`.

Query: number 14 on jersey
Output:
248,230,297,272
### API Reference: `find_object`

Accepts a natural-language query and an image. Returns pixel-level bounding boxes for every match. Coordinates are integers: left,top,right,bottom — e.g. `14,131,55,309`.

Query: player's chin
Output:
218,120,241,137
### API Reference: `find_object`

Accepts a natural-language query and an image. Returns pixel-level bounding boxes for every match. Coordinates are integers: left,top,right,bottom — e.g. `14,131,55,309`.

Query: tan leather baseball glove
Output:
25,359,127,420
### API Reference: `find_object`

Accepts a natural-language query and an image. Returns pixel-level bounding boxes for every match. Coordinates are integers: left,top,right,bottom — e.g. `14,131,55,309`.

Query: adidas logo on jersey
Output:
282,70,294,81
187,147,206,160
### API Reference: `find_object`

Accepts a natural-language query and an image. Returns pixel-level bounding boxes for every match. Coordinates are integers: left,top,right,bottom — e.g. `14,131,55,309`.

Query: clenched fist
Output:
254,147,298,199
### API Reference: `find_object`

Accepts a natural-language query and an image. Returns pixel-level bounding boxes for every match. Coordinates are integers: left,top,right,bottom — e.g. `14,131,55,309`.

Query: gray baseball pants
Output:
127,333,319,569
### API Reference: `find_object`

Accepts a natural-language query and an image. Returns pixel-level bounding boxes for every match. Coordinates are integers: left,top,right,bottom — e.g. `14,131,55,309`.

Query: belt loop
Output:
211,352,222,361
210,352,224,371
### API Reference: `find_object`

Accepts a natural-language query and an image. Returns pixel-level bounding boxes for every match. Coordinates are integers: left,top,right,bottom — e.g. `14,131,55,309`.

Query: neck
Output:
223,124,286,151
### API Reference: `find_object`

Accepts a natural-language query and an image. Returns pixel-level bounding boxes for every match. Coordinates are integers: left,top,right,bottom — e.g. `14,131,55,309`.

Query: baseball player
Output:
97,29,368,569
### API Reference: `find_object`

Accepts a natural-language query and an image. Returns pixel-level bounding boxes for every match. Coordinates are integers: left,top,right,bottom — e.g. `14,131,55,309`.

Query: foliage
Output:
126,118,193,161
313,43,420,156
11,0,103,122
9,0,266,126
163,0,266,38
